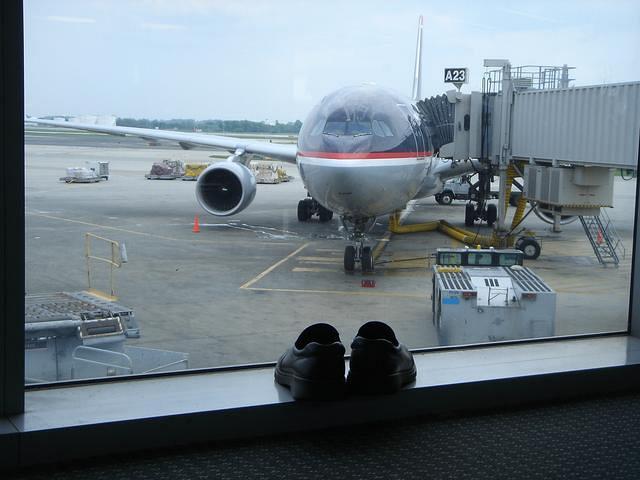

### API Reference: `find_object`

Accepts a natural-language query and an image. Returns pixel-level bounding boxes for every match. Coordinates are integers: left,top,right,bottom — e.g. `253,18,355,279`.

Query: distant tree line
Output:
116,118,302,134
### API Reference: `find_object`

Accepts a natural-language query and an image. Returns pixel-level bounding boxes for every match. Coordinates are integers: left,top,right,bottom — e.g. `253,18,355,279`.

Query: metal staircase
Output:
578,209,625,266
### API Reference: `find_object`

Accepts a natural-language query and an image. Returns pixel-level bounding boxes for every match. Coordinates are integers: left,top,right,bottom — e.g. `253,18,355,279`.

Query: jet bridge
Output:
424,61,640,243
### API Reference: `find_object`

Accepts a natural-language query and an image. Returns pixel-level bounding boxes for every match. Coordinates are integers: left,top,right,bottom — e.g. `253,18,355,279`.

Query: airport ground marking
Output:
27,212,296,247
298,255,342,262
242,286,425,298
373,230,393,260
292,267,336,273
240,243,310,289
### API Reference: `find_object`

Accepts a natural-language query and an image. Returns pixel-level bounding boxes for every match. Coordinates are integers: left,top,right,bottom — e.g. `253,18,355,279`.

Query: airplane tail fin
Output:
411,15,424,102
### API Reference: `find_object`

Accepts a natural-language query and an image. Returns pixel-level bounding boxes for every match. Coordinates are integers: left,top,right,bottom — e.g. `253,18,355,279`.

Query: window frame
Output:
2,0,640,469
1,0,25,418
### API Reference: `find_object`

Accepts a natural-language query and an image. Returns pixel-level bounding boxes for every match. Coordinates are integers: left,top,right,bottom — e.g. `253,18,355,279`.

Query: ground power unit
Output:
431,248,556,345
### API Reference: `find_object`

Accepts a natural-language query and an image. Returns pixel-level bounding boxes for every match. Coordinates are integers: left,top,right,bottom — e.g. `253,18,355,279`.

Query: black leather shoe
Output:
275,323,346,400
348,321,416,394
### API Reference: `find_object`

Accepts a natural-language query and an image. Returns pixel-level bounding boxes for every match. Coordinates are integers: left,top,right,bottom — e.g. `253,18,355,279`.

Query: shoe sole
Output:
275,367,345,400
347,366,417,395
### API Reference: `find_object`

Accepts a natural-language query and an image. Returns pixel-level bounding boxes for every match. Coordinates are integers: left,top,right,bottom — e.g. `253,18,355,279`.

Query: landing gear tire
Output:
344,246,356,272
516,238,541,260
440,191,453,205
297,200,311,221
486,204,497,227
465,203,475,227
318,205,332,222
361,246,374,273
434,194,443,204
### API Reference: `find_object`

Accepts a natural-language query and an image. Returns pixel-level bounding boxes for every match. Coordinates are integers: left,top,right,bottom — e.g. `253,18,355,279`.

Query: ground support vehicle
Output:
431,248,556,345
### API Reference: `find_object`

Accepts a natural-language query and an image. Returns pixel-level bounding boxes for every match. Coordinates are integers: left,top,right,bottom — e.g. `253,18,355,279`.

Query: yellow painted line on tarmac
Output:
240,243,310,289
242,286,425,298
298,256,342,263
381,270,428,278
299,261,343,266
555,287,626,294
384,260,428,270
372,231,392,260
292,267,336,273
27,212,294,247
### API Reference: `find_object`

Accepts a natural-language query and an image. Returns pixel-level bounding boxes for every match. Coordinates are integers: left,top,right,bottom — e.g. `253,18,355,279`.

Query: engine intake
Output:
195,161,257,216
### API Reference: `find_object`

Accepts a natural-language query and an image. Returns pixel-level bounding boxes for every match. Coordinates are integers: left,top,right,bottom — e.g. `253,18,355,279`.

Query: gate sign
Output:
444,68,469,84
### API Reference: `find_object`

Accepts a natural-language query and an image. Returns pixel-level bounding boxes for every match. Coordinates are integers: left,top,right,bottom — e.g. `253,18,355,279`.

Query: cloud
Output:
137,0,275,17
141,22,186,31
46,15,96,24
498,7,559,24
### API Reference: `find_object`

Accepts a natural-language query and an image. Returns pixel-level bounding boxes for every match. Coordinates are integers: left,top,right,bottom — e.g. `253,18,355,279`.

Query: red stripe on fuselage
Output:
298,151,432,159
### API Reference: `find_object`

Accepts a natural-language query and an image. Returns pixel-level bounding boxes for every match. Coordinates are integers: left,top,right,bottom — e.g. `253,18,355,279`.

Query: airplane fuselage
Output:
296,85,435,220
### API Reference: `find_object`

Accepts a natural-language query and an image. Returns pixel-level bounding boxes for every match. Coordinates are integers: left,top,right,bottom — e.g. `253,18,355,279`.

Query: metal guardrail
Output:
71,345,189,379
85,233,126,300
483,65,575,93
579,209,624,266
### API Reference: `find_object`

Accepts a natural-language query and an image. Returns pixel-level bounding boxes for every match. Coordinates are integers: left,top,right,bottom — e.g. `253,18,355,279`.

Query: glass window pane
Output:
23,2,639,383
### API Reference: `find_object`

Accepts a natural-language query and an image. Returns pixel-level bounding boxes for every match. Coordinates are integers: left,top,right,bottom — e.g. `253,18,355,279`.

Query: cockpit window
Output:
372,119,393,137
323,120,372,136
322,110,373,137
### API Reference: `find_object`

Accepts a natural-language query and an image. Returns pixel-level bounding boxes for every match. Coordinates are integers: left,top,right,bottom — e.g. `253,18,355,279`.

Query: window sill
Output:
3,334,640,469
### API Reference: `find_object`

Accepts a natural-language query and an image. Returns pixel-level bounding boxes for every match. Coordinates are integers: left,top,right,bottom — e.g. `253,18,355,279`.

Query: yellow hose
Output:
504,164,518,212
389,213,439,233
437,220,498,247
510,191,528,229
388,163,531,248
389,213,501,247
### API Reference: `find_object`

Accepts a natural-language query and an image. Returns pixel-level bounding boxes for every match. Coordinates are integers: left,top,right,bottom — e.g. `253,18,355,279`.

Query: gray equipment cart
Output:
431,248,556,345
25,292,188,383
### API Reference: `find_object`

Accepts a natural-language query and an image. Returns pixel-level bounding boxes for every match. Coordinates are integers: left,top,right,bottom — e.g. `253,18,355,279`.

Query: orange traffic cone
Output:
596,229,603,245
193,215,201,233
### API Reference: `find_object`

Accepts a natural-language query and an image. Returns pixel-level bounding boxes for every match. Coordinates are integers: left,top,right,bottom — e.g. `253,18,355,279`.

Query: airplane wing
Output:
25,117,299,163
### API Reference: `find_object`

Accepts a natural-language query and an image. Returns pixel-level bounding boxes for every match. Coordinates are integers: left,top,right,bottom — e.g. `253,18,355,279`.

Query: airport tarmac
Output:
24,130,635,369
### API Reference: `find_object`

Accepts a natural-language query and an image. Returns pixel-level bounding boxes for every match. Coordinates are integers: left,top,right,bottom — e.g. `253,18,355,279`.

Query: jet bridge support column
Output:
494,60,513,236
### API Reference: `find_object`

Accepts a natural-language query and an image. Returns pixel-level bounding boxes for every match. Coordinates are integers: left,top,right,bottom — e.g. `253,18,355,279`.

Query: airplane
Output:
27,16,478,273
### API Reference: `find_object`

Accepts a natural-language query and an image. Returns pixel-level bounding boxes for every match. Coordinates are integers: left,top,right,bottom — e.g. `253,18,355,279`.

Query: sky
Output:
24,0,640,122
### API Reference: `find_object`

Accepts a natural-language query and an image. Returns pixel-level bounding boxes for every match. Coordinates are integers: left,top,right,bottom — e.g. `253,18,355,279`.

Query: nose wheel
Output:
343,243,374,273
341,216,376,273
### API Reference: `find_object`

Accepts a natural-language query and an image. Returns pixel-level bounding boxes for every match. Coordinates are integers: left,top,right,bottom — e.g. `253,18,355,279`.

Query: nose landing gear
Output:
341,217,375,273
343,243,374,273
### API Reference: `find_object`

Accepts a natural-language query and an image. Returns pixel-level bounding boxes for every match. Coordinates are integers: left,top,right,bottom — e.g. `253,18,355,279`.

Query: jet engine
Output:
195,161,257,216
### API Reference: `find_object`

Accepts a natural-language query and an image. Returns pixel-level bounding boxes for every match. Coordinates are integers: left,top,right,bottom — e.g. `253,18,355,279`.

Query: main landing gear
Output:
297,197,333,222
341,217,376,274
464,202,497,227
463,170,497,227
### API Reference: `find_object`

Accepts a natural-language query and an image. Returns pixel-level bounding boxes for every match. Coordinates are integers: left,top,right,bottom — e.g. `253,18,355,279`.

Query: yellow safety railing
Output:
85,233,124,300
